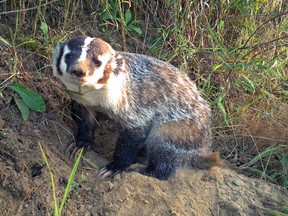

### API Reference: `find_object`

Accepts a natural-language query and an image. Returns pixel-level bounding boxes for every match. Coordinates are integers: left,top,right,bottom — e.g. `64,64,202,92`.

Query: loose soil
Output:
0,94,287,216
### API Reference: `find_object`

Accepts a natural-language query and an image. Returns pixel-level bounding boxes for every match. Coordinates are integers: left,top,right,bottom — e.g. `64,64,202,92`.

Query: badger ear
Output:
113,54,125,75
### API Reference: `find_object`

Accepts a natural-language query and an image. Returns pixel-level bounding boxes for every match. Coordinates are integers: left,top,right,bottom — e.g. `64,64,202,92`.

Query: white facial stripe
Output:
79,37,94,61
60,45,71,74
97,53,111,63
82,53,111,86
107,72,126,106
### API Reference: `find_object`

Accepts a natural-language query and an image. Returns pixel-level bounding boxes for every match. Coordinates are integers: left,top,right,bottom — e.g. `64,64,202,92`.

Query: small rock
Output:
107,182,115,191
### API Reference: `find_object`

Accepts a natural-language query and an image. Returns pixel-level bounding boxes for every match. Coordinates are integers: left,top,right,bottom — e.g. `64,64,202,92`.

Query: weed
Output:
8,82,46,120
98,0,142,51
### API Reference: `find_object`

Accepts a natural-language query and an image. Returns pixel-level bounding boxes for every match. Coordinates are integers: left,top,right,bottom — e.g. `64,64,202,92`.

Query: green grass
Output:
0,0,287,189
39,142,84,215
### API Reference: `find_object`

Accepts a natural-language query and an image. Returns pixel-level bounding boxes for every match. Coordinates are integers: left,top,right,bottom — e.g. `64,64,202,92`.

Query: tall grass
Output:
1,0,287,187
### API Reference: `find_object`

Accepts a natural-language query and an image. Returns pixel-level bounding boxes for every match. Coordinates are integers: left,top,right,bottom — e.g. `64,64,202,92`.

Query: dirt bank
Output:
0,97,287,215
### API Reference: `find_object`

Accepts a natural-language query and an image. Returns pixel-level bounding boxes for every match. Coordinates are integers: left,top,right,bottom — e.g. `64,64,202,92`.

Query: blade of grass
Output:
241,145,282,168
245,167,278,184
0,36,12,47
59,148,84,215
39,142,59,216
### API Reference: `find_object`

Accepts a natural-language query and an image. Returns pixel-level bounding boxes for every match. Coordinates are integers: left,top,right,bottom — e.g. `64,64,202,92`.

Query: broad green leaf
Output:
40,21,48,36
14,97,29,121
125,10,132,24
9,83,46,112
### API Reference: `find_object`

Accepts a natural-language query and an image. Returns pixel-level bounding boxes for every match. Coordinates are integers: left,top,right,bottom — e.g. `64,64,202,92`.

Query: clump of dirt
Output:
0,94,287,216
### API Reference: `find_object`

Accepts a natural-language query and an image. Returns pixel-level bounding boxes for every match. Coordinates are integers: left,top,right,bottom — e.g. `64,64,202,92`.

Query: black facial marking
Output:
64,37,86,74
65,53,72,63
56,44,64,75
92,57,102,67
67,37,86,51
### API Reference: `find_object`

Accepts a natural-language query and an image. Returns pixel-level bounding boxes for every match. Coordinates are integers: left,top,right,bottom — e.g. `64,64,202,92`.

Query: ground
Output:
0,93,287,216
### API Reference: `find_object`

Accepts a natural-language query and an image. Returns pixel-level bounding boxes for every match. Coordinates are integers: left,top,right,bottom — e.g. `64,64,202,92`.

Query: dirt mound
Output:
0,97,287,216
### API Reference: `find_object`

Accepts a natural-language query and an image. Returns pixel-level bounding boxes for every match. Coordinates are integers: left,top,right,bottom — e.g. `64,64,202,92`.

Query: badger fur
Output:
52,37,217,179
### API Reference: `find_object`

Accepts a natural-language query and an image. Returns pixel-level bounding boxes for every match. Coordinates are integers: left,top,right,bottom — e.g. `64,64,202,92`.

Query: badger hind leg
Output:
144,143,179,180
144,138,205,179
144,121,212,180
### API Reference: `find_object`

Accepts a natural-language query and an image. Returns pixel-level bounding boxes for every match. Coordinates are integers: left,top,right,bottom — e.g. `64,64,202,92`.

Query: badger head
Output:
52,37,125,91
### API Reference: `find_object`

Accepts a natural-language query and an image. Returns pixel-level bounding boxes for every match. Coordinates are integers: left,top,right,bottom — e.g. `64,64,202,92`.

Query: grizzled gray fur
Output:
52,37,214,179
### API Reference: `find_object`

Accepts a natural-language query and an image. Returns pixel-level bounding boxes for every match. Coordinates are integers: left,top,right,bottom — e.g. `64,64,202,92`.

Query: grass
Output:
0,0,287,190
39,142,84,216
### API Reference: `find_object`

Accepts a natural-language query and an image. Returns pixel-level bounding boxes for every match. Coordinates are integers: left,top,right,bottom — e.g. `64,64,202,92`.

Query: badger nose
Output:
68,62,88,77
71,69,86,77
68,64,86,77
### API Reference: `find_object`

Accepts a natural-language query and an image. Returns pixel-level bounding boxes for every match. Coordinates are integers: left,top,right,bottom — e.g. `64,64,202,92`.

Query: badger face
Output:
52,37,127,107
52,37,119,92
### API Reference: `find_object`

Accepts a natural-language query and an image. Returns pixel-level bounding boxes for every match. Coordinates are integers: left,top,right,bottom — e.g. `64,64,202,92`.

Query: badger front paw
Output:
67,134,94,160
74,134,94,149
96,162,123,179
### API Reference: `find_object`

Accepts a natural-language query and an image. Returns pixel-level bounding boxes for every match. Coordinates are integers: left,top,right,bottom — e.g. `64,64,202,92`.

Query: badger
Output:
52,37,219,179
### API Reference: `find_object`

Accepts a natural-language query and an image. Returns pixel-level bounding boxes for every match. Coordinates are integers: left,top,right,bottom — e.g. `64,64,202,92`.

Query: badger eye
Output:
92,57,102,67
65,53,71,62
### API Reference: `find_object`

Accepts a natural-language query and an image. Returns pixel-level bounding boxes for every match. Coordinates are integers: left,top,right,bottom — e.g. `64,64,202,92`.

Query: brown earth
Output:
0,93,287,216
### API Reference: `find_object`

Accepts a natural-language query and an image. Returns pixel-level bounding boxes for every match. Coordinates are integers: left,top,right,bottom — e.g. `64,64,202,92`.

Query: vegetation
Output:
0,0,287,198
39,142,84,216
9,82,46,120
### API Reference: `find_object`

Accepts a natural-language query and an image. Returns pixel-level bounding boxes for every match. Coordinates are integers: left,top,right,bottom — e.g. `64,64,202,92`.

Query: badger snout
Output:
68,63,88,78
70,68,86,77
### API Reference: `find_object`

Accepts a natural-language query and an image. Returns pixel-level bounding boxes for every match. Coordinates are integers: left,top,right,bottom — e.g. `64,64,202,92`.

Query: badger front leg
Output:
70,101,96,151
97,125,147,178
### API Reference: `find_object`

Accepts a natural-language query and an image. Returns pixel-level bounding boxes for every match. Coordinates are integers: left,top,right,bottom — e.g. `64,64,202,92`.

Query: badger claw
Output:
96,163,121,179
66,142,76,155
66,136,93,160
66,141,80,160
96,167,114,178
